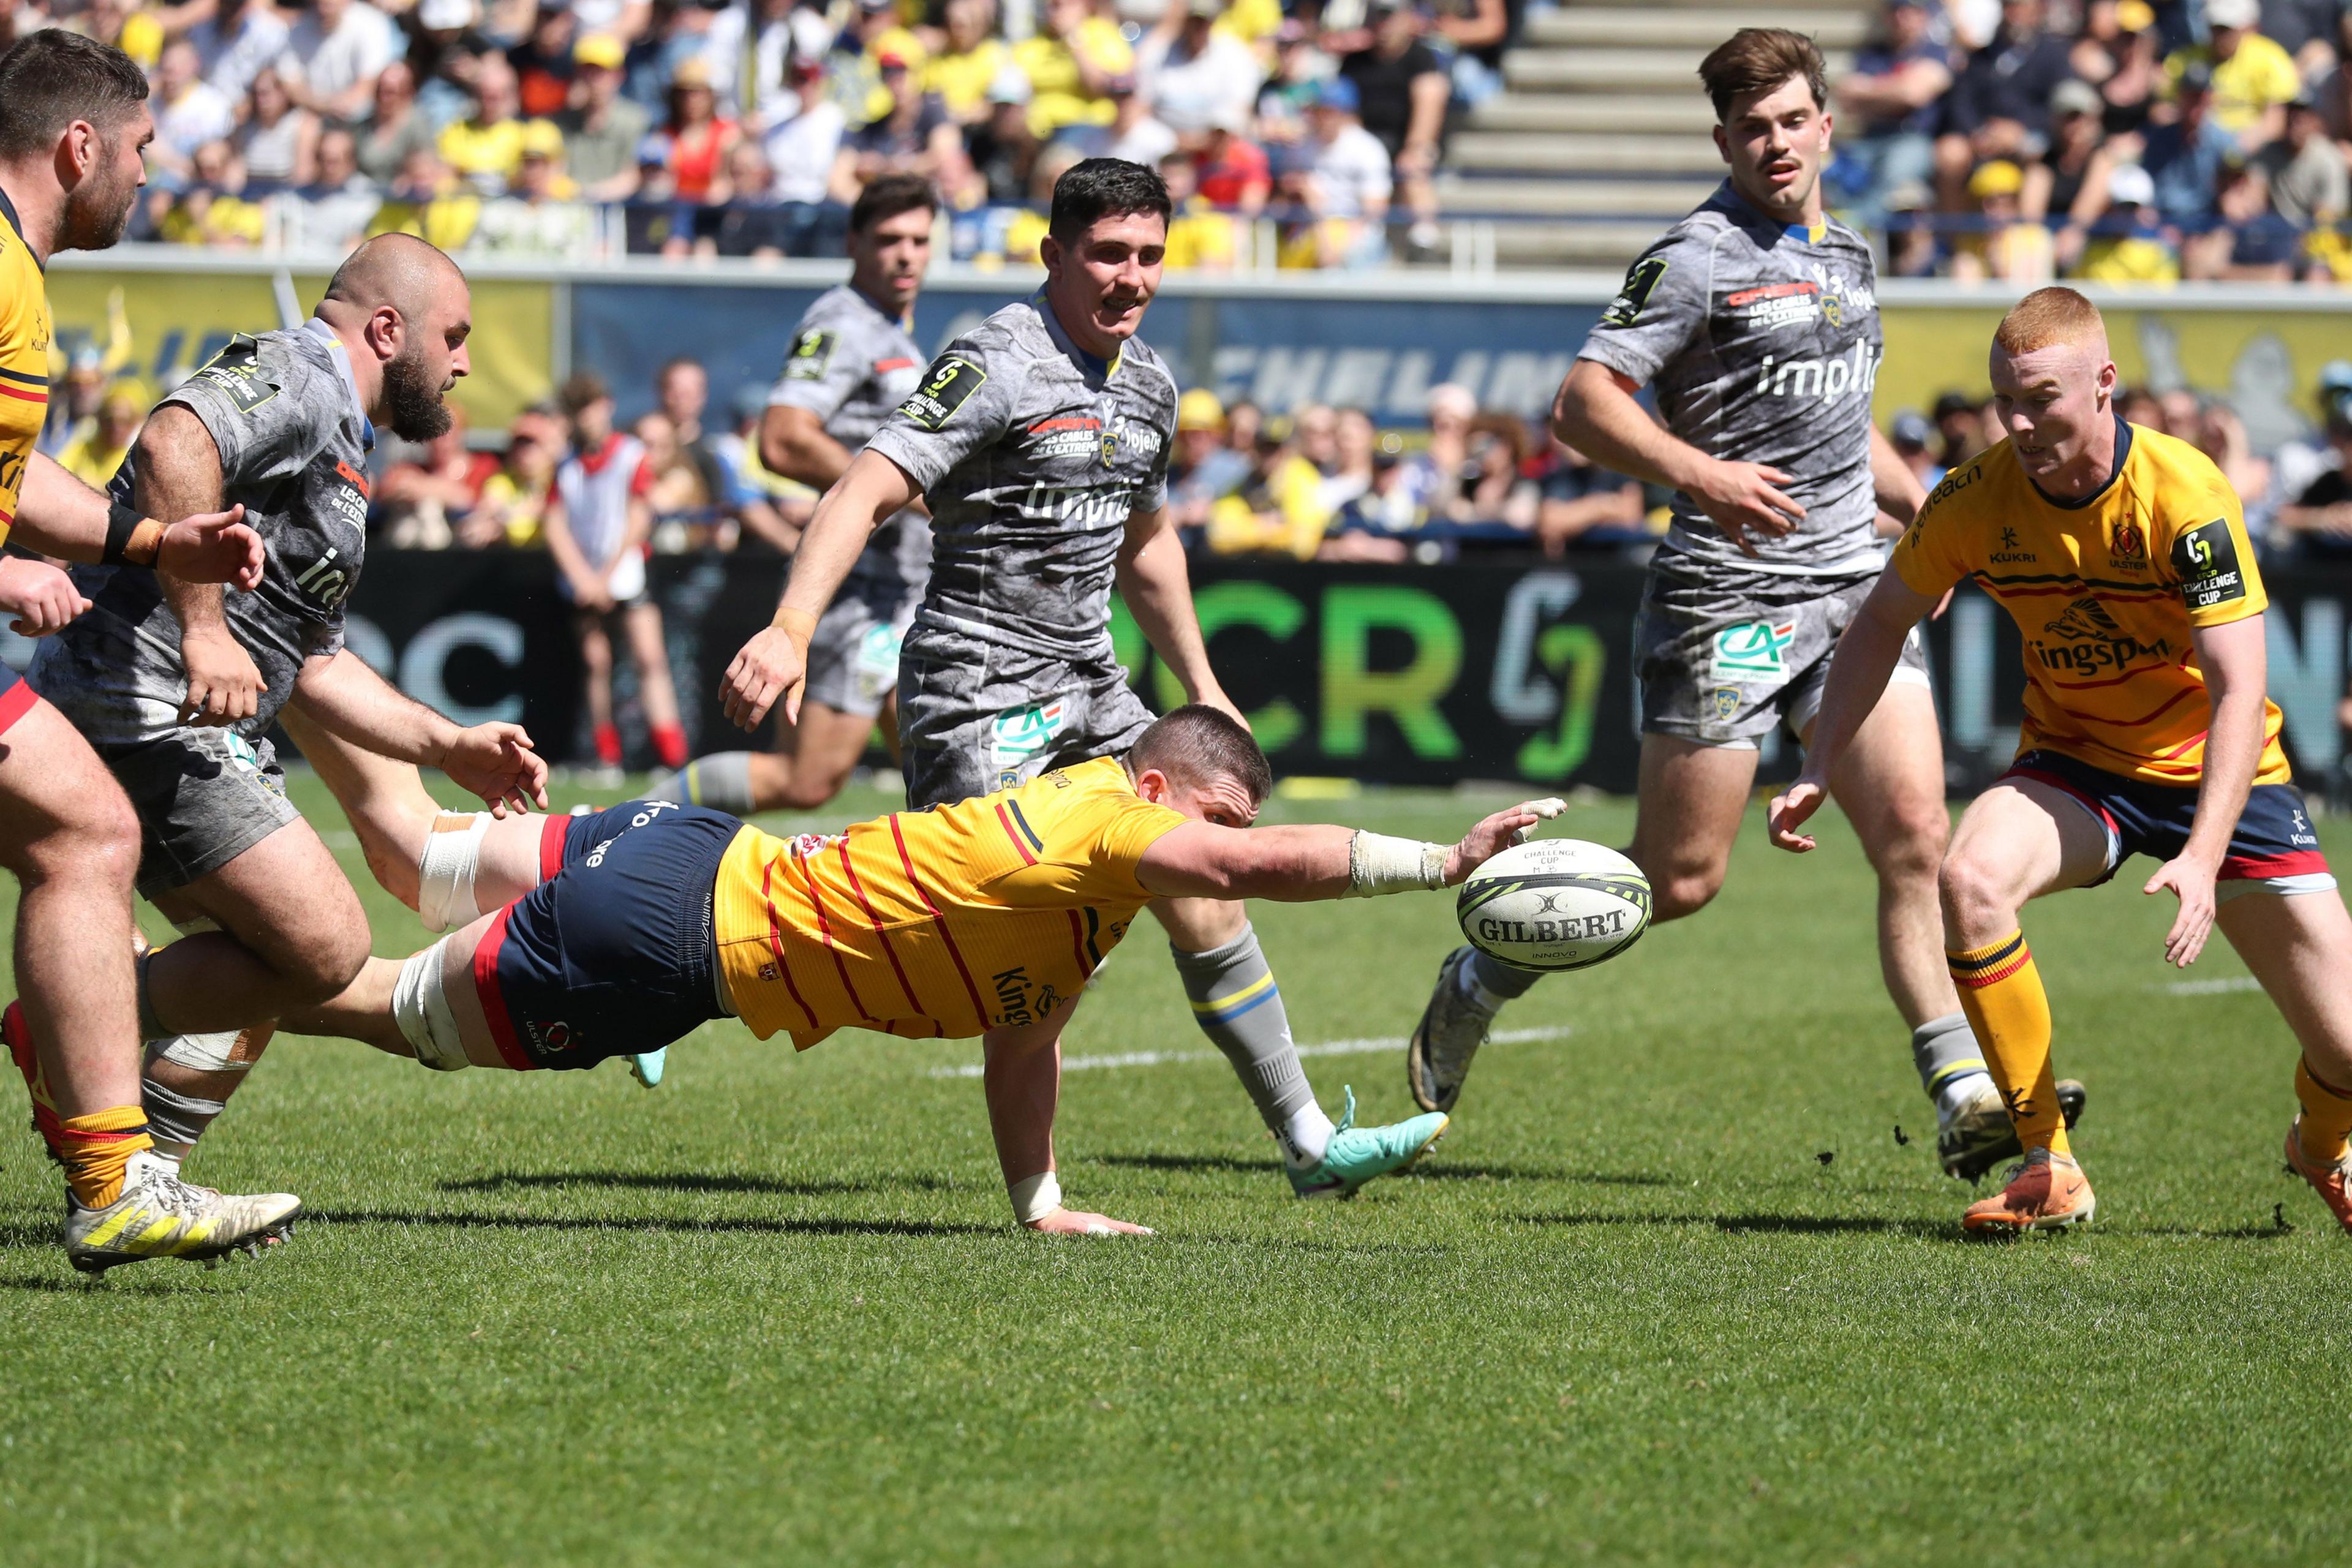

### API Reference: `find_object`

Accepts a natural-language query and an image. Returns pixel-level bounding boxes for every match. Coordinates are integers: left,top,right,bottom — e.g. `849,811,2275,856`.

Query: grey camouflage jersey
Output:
864,293,1177,662
1578,184,1885,578
31,322,371,748
766,284,931,592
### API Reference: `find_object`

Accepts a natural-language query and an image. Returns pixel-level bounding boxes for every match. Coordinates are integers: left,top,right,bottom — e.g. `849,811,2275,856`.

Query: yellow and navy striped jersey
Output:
712,756,1188,1048
1894,416,2286,786
0,187,51,550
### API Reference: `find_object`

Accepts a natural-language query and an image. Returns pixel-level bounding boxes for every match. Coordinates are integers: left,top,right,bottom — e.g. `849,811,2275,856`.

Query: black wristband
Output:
101,501,143,566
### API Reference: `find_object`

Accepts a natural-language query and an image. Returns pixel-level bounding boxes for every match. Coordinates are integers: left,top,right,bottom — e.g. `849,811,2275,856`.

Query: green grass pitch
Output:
2,772,2346,1566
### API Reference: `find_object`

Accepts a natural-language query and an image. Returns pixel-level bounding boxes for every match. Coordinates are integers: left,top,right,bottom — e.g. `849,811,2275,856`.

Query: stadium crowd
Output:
1839,0,2352,281
0,0,1512,268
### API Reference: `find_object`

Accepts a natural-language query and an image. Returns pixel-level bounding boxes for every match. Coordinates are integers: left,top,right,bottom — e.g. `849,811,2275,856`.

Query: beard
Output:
382,339,454,442
58,153,140,253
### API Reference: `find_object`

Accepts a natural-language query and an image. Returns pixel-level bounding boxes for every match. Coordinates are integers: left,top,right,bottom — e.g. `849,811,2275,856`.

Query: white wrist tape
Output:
1343,831,1449,898
418,812,492,933
391,936,471,1071
1009,1171,1062,1225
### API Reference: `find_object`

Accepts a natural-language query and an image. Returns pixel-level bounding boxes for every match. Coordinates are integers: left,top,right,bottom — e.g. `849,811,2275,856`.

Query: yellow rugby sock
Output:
2294,1057,2352,1164
1948,931,2070,1158
56,1105,153,1210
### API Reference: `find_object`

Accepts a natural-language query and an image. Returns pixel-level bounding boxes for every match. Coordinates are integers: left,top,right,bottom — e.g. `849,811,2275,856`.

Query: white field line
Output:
925,1024,1572,1080
2162,974,2264,996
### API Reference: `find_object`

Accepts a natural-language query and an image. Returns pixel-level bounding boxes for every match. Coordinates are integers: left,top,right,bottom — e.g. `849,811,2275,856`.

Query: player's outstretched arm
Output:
720,447,913,731
136,405,268,728
1553,359,1803,556
12,452,264,589
2144,614,2269,968
1768,568,1942,852
1115,503,1235,720
292,649,549,817
1136,800,1562,902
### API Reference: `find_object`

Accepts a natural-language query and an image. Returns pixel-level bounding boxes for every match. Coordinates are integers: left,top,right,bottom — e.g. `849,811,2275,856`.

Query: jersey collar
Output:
2027,412,2133,511
1715,180,1829,246
848,279,913,334
0,184,39,271
1032,287,1120,380
303,317,375,453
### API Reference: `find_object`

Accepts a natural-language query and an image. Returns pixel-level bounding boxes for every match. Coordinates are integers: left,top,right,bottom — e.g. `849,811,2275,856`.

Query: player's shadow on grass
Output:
439,1170,954,1198
1091,1153,1671,1186
317,1207,994,1239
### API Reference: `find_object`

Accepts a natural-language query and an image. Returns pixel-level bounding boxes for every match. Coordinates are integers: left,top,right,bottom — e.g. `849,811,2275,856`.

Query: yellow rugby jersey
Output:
0,187,52,550
1894,417,2286,785
712,756,1189,1048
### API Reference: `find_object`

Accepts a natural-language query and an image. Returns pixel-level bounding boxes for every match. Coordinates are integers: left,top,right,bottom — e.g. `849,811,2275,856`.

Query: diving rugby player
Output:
281,708,1549,1229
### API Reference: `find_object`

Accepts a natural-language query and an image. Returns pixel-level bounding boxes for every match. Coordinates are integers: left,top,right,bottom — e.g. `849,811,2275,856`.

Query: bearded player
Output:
1404,28,2081,1179
717,160,1444,1199
17,235,548,1190
656,174,938,816
0,31,307,1274
1773,287,2352,1236
274,708,1542,1228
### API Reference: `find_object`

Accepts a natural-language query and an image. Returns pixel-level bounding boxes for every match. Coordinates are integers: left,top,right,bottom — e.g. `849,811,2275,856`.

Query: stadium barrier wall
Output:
332,551,2352,797
45,252,2352,446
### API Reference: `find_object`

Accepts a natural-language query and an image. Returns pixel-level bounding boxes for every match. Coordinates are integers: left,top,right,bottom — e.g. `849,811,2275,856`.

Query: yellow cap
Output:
2117,0,2155,30
1177,388,1226,432
1968,159,2024,199
519,119,565,160
574,34,625,69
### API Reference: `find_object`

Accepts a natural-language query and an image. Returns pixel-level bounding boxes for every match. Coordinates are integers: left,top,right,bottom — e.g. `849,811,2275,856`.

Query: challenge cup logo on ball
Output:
1457,840,1653,973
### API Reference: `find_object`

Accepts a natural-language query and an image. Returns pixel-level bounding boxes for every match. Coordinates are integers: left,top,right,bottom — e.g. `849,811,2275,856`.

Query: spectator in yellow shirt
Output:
56,384,146,492
1013,0,1133,139
1210,412,1333,558
2165,0,2301,148
925,0,1011,123
439,55,545,194
159,140,270,247
837,0,930,124
369,145,484,251
1159,150,1238,270
2078,162,2180,282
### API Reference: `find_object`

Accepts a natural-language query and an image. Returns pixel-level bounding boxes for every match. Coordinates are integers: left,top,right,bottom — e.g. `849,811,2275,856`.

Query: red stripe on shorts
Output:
538,814,570,882
470,906,536,1071
0,677,40,737
2220,850,2332,881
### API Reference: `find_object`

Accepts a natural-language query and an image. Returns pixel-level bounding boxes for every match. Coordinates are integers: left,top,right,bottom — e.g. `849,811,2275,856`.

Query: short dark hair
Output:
559,371,610,415
850,172,938,235
1047,157,1171,244
0,32,150,162
1696,28,1826,122
1128,705,1272,805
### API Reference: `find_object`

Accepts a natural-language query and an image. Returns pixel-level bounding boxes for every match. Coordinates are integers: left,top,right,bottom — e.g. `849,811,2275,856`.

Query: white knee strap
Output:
391,937,472,1071
154,1030,254,1072
417,813,492,933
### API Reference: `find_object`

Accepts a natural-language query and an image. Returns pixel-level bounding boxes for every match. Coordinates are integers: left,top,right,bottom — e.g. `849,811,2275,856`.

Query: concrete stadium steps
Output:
1440,0,1877,265
1521,7,1872,48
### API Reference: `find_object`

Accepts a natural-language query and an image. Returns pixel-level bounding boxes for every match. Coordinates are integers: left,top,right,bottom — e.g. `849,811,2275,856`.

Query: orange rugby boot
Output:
2284,1118,2352,1235
1962,1147,2096,1235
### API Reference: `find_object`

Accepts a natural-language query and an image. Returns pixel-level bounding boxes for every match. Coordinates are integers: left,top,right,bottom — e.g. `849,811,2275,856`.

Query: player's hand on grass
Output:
2144,851,2220,968
721,625,807,731
1767,775,1829,852
179,622,264,726
1693,458,1805,556
442,722,551,818
156,505,264,592
0,557,90,636
1025,1207,1154,1237
1442,798,1562,883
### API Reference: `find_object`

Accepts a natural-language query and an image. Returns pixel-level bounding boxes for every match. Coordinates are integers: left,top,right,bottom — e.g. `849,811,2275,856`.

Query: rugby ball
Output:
1456,839,1652,973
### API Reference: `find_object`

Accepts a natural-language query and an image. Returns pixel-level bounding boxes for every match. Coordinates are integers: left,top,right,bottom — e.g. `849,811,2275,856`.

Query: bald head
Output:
317,233,473,441
321,232,466,325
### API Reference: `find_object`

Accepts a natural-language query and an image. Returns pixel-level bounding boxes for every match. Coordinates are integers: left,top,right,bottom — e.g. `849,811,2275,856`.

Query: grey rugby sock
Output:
657,752,756,811
1464,948,1542,1008
140,1077,225,1155
1169,925,1315,1134
1911,1012,1989,1099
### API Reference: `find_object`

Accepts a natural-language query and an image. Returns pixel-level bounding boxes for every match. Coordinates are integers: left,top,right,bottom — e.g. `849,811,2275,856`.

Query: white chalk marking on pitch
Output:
2163,974,2263,996
925,1024,1573,1079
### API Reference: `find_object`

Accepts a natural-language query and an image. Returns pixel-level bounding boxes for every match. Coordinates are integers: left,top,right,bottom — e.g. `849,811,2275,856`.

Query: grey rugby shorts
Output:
897,627,1156,809
801,578,922,722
